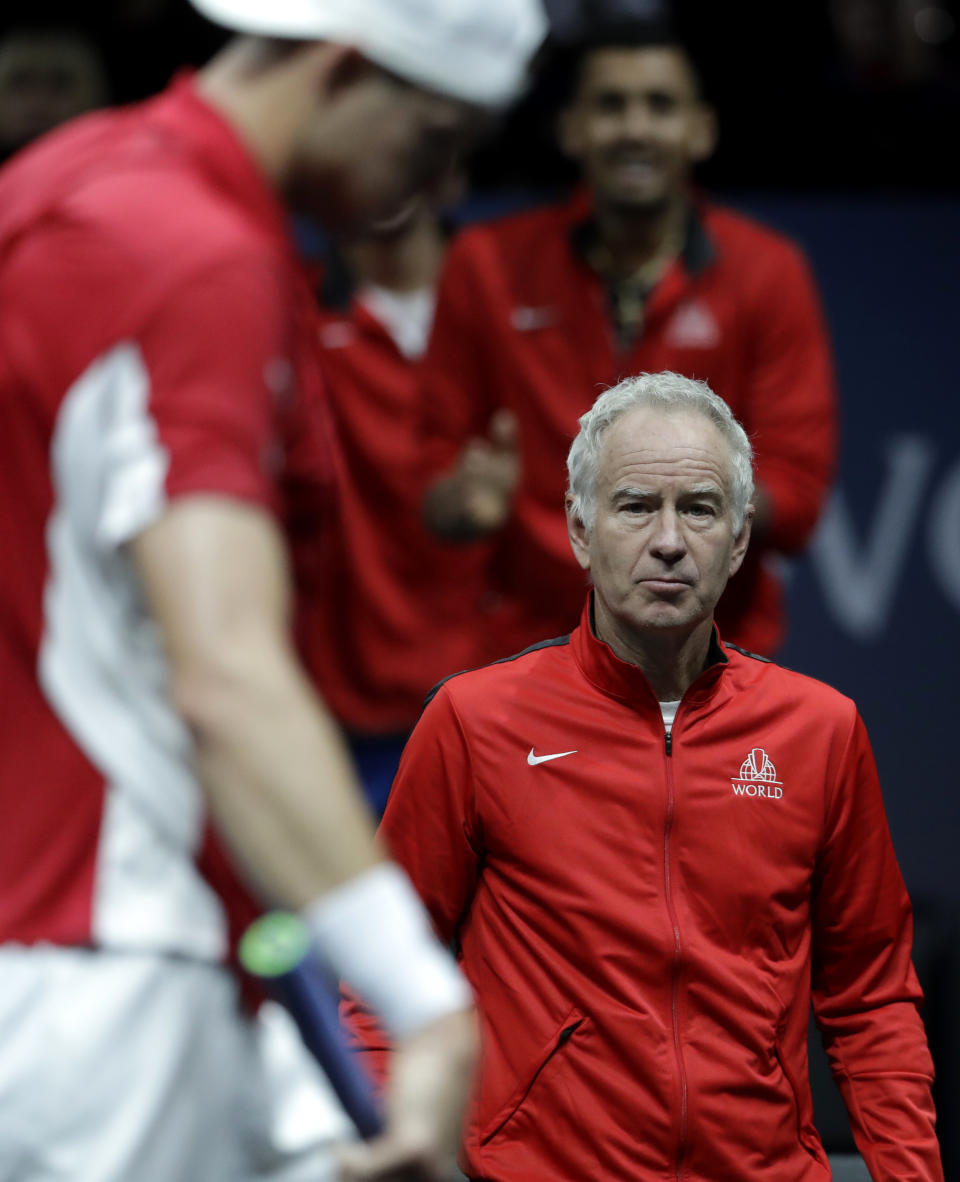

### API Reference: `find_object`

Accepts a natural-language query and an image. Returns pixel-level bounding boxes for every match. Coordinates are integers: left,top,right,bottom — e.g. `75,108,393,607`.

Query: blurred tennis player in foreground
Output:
0,1,545,1179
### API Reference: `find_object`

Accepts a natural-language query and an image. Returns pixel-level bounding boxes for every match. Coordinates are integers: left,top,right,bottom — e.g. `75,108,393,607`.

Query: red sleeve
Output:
742,243,837,554
419,233,501,480
811,710,942,1180
88,258,291,552
7,207,293,551
139,258,290,514
340,685,483,1085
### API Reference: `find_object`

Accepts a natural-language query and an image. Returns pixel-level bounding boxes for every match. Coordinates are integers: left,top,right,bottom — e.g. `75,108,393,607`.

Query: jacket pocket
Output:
480,1005,586,1146
773,1029,824,1162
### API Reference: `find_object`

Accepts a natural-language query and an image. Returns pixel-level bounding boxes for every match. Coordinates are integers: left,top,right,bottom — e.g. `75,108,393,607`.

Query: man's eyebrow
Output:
607,483,728,507
609,486,656,502
684,483,725,501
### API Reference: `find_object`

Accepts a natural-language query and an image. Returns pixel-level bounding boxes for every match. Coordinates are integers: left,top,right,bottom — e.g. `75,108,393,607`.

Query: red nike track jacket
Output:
345,599,941,1180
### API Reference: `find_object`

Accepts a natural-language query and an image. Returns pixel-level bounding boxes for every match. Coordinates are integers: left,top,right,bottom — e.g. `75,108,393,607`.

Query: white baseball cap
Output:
189,0,548,106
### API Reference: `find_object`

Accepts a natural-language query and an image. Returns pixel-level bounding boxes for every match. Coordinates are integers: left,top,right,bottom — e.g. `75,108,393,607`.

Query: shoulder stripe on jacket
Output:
724,642,772,664
423,634,571,709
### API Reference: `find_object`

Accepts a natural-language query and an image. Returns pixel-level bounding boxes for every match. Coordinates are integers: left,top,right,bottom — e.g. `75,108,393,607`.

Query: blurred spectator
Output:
302,191,487,814
422,17,838,663
469,0,960,193
0,27,107,162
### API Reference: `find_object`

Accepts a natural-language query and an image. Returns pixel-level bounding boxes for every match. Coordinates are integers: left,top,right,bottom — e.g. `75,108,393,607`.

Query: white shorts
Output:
0,946,351,1182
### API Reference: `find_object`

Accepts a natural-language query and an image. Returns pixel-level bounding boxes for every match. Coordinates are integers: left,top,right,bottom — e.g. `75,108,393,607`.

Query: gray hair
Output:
566,371,754,534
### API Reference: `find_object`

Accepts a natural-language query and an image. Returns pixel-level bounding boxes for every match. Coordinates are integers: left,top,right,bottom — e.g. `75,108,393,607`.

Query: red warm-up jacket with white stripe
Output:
345,598,941,1181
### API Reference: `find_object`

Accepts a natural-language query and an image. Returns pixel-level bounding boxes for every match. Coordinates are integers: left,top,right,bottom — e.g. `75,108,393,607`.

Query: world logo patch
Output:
731,747,783,799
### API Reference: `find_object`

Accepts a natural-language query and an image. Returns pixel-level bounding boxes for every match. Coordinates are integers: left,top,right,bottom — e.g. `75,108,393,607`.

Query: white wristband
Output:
303,862,473,1039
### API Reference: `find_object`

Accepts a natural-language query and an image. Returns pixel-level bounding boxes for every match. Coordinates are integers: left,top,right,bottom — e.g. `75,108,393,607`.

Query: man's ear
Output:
556,103,585,164
689,102,718,165
317,43,371,99
728,502,753,579
566,494,592,572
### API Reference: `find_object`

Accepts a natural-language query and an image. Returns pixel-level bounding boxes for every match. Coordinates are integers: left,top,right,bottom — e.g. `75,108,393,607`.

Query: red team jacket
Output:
421,193,837,662
347,600,941,1180
303,259,487,733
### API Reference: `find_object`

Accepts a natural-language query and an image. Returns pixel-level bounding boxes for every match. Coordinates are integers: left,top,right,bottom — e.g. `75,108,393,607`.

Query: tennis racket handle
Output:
267,955,383,1139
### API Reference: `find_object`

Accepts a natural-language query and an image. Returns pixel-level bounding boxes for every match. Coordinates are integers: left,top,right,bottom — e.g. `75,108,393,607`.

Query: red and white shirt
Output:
0,76,335,959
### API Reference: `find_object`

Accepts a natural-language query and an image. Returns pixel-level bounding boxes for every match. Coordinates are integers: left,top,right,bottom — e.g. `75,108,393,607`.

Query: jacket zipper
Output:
663,726,689,1179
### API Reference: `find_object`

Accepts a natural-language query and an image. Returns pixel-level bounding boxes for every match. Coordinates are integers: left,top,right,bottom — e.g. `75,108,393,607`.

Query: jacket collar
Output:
567,187,716,280
570,593,729,710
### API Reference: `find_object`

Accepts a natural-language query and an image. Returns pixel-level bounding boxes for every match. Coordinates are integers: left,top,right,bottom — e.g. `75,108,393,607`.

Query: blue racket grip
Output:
269,956,383,1139
240,914,383,1139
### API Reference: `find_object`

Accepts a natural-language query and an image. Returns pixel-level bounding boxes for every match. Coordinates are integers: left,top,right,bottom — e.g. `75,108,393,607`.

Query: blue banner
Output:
732,195,960,906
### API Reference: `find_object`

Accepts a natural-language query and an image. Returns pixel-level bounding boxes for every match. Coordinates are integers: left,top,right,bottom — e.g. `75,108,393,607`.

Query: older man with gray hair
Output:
347,371,942,1179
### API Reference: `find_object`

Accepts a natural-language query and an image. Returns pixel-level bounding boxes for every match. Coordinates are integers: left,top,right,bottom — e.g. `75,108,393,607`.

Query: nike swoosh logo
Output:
527,747,578,766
